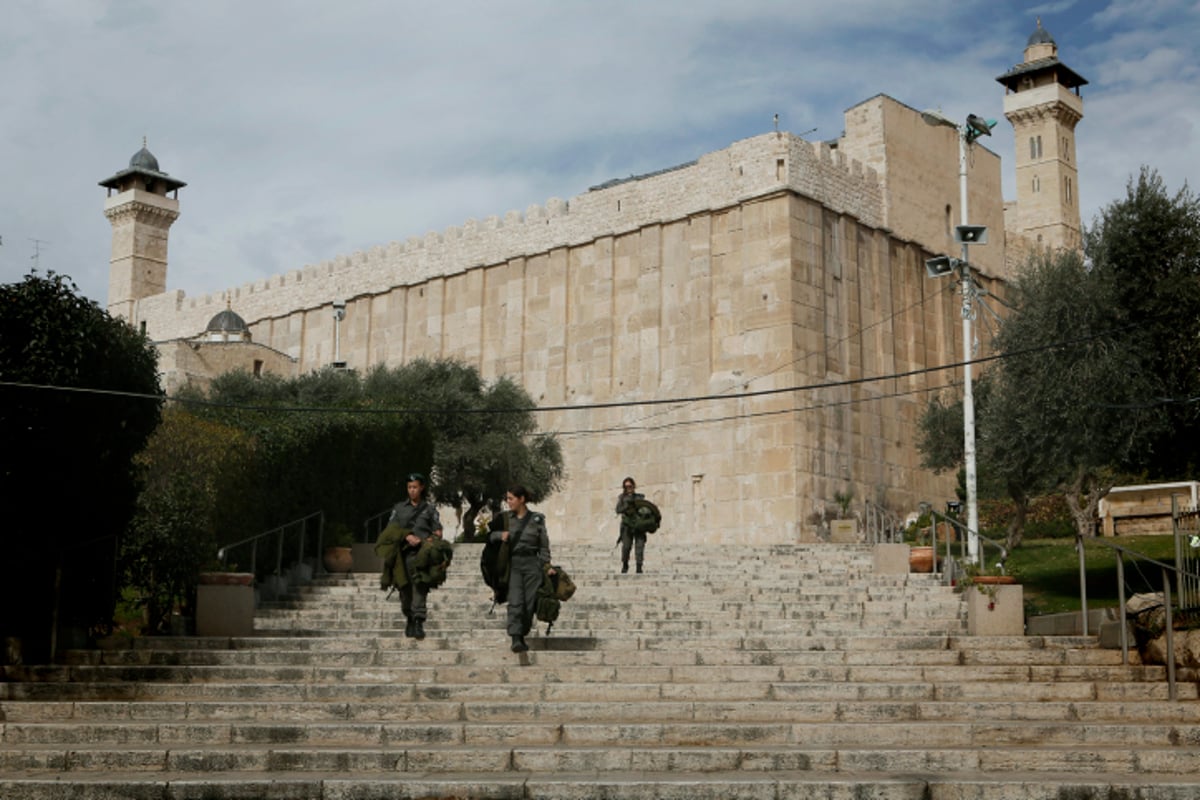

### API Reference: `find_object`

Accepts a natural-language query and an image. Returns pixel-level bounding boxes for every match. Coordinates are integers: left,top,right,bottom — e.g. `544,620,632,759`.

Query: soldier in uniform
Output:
615,476,646,573
387,472,442,639
491,485,554,653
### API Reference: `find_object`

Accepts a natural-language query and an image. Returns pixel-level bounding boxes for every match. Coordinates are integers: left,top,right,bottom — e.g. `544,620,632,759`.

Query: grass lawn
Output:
1003,534,1182,616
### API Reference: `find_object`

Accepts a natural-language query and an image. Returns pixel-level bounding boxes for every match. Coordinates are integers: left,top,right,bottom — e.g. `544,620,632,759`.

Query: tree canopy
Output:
361,359,565,539
0,271,163,656
986,247,1167,540
1084,168,1200,479
917,169,1196,548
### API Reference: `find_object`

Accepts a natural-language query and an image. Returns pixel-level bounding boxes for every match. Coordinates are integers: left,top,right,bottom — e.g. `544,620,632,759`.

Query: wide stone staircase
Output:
2,542,1199,799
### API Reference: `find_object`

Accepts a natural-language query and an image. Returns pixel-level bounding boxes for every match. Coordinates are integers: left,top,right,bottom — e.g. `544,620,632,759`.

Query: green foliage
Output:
124,408,254,634
362,359,565,539
1009,534,1181,616
990,247,1168,539
979,495,1075,540
124,356,561,625
190,366,433,547
1084,168,1200,480
0,271,162,653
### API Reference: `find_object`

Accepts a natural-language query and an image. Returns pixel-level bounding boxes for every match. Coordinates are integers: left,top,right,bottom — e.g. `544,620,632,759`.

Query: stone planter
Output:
830,519,859,543
352,542,383,573
196,572,255,638
966,583,1024,636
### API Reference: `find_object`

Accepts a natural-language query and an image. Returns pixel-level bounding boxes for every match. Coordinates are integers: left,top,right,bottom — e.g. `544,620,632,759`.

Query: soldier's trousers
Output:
507,555,544,636
620,529,646,567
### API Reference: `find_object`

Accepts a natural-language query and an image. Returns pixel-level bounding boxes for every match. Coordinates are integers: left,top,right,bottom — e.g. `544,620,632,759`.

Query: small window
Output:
1032,175,1040,193
253,359,264,377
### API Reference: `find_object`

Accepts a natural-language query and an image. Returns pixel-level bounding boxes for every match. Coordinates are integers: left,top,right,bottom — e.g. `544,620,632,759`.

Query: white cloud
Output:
1,1,1196,306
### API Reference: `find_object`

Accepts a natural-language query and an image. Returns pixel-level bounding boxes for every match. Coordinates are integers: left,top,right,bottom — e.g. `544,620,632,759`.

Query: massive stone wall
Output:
134,128,969,543
135,132,884,346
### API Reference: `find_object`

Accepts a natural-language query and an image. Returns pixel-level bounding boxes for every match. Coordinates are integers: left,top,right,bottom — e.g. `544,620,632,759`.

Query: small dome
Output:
129,146,161,173
1027,21,1056,47
206,308,248,334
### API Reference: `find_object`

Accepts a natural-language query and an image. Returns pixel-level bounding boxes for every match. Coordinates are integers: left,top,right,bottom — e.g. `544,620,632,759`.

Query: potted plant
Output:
956,560,1018,609
322,523,355,574
905,512,938,573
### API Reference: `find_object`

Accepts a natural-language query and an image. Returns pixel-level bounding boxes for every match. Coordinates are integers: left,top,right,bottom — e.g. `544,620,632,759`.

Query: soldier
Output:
615,476,646,573
491,485,554,653
387,472,442,639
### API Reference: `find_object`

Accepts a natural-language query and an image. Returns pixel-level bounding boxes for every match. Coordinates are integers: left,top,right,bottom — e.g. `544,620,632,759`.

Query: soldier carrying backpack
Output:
614,476,660,574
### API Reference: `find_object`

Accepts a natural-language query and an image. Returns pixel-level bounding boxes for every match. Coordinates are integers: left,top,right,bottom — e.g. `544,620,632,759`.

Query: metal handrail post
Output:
1116,553,1128,665
275,531,284,576
249,540,258,576
1163,568,1177,702
1077,535,1089,637
299,518,307,573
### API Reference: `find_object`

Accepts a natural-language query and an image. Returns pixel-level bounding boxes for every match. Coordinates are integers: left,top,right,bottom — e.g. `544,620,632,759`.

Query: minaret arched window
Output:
1029,135,1043,159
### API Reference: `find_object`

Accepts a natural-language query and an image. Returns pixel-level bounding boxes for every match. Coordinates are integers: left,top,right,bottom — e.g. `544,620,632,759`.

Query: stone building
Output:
102,25,1085,544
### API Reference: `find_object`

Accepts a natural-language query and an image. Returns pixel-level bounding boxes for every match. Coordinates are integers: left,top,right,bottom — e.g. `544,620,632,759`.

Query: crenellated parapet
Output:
136,132,884,341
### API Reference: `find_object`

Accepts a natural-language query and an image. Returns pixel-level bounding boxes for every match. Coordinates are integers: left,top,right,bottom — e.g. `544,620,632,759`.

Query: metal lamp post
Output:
921,110,996,565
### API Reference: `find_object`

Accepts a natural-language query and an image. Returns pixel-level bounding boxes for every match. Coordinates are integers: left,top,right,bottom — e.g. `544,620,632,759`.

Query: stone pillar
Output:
196,572,255,638
966,584,1024,636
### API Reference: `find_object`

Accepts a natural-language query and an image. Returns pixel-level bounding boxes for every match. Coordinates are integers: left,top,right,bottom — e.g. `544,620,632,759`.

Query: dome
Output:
1027,21,1056,47
129,146,161,173
206,308,248,334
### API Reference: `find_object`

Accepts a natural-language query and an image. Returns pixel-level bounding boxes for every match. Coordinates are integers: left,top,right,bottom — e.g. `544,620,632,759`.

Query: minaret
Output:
100,139,186,323
996,19,1087,251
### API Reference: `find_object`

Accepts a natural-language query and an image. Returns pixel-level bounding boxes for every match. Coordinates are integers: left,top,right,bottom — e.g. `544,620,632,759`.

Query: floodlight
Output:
954,225,988,245
965,114,997,143
921,109,956,129
924,255,959,278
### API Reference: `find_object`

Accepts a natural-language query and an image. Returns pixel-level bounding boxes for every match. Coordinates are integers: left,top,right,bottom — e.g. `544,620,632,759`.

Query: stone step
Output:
3,674,1192,717
6,693,1200,730
5,770,1200,800
4,742,1200,777
4,542,1186,800
6,716,1200,749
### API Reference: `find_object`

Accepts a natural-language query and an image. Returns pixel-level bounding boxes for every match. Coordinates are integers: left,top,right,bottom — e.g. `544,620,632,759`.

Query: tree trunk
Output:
1005,481,1029,552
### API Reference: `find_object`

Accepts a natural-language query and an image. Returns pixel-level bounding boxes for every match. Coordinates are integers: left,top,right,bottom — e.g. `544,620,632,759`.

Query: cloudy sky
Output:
2,0,1197,307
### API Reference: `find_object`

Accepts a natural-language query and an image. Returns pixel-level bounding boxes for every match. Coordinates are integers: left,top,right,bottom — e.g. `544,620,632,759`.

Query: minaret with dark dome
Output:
997,18,1087,252
100,139,186,324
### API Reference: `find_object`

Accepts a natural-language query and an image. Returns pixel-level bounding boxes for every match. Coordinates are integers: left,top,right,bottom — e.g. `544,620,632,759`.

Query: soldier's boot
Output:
621,560,629,574
636,562,643,574
413,619,426,640
511,635,528,653
404,616,416,638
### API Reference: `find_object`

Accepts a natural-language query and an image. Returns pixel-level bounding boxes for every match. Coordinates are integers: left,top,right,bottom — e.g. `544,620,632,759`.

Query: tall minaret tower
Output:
100,140,186,323
996,19,1087,251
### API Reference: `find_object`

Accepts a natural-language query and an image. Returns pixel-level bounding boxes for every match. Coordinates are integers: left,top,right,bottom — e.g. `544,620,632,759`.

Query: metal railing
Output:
1075,531,1200,702
1172,496,1200,610
916,504,1010,585
363,506,393,545
216,510,325,577
863,500,905,545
